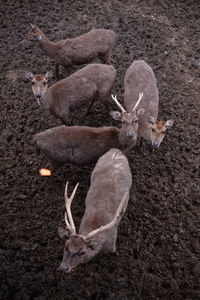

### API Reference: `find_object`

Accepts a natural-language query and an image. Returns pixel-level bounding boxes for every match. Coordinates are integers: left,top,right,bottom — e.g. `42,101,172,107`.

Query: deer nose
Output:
36,94,41,98
152,141,160,148
127,132,134,139
57,265,70,273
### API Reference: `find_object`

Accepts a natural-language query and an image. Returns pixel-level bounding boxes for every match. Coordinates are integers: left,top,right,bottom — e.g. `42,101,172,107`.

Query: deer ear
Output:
165,119,174,129
136,108,145,118
25,71,34,80
58,227,69,240
30,24,39,31
110,111,122,121
148,116,155,124
30,23,35,29
45,71,53,81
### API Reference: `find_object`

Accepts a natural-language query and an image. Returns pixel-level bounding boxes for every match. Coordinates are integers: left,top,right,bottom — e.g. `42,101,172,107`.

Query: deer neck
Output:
40,89,50,109
39,36,59,60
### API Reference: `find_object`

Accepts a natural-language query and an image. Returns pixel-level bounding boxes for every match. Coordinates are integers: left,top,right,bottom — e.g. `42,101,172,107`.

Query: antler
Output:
64,181,79,234
111,94,126,113
132,92,143,111
84,191,128,240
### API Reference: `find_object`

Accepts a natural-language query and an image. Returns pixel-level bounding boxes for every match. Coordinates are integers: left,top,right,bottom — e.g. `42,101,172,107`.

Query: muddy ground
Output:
0,0,200,299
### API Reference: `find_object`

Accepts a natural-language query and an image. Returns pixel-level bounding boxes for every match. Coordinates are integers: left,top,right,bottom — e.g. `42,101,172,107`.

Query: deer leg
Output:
98,89,112,124
65,65,75,76
104,101,112,125
61,114,73,126
49,159,63,173
86,99,96,115
35,143,41,155
58,107,72,125
103,100,110,114
55,63,59,81
67,117,73,126
80,99,96,121
99,50,112,64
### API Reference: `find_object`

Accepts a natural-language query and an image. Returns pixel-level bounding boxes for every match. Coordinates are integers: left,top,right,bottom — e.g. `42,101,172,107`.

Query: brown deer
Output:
22,24,116,78
34,93,144,173
57,148,132,273
112,60,174,148
25,64,117,124
111,92,144,142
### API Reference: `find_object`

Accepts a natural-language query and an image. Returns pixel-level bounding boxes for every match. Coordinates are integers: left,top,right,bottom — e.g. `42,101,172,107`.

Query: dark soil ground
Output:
0,0,200,299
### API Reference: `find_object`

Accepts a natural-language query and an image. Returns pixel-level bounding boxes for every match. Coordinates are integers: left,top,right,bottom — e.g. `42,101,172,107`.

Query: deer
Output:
111,60,174,148
34,92,144,174
22,24,116,79
57,148,132,273
25,63,117,124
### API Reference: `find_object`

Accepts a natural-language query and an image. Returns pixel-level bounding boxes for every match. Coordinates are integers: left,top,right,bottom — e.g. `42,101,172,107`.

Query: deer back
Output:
79,148,132,240
34,125,121,167
124,60,159,140
61,29,116,63
124,60,159,115
46,64,116,115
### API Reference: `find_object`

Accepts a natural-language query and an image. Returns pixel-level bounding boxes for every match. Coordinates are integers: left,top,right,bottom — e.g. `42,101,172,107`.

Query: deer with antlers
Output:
57,148,132,273
111,60,174,148
34,92,144,174
22,24,116,79
111,92,144,142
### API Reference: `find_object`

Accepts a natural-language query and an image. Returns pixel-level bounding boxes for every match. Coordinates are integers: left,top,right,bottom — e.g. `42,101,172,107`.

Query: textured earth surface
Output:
0,0,199,299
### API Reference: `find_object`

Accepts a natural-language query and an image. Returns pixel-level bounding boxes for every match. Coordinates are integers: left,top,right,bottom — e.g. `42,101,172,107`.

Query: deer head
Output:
58,182,127,273
21,24,47,47
110,93,145,146
148,116,174,147
25,71,53,105
28,24,44,42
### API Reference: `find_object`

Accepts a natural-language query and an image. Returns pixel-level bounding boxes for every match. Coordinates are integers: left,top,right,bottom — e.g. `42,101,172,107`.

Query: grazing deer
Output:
22,24,116,78
57,148,132,273
112,60,174,148
25,64,116,124
34,93,144,173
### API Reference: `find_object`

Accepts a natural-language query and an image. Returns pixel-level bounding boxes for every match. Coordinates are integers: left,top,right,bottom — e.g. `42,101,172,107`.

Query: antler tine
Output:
65,212,74,233
64,182,74,233
111,94,126,113
84,191,128,240
132,92,144,111
64,181,79,234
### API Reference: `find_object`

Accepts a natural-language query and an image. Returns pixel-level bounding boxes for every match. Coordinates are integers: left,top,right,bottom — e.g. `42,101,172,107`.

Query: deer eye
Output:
134,119,138,124
152,128,155,132
32,82,35,86
43,82,47,86
79,251,85,257
161,131,166,134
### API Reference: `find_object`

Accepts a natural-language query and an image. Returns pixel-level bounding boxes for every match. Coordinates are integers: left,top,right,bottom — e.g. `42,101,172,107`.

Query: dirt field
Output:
0,0,199,299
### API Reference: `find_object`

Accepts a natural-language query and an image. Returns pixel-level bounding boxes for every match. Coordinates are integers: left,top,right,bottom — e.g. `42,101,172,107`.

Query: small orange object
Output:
39,168,51,176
